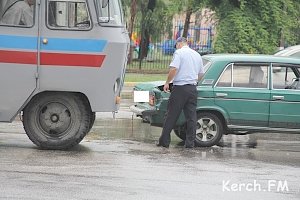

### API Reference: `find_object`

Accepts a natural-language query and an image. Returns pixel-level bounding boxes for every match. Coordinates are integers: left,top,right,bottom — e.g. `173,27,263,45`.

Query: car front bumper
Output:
130,105,161,125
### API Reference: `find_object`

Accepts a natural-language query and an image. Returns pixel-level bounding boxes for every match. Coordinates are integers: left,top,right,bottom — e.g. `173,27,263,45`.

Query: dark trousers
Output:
159,85,197,147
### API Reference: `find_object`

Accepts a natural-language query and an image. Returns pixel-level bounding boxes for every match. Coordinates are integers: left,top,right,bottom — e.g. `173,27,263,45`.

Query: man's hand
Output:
164,67,177,93
163,83,170,93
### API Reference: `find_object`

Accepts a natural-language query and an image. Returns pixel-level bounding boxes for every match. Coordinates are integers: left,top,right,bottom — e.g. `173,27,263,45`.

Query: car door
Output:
214,62,270,128
269,63,300,129
0,0,38,122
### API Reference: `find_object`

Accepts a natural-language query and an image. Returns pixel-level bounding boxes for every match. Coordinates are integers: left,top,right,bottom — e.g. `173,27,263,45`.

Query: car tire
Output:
22,92,91,150
173,112,224,147
173,128,186,141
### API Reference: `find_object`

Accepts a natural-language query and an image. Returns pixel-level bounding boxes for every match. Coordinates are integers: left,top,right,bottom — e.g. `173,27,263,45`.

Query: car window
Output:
217,63,268,88
274,48,290,56
291,52,300,57
217,64,232,87
272,64,300,89
274,46,300,57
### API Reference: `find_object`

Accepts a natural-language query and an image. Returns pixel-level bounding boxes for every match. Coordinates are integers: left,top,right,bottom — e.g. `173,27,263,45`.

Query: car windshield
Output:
95,0,123,26
274,46,300,57
274,48,293,56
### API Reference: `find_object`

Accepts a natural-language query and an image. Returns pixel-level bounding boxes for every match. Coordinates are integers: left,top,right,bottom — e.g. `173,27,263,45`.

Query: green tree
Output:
122,0,172,61
139,0,172,60
168,0,204,37
206,0,300,53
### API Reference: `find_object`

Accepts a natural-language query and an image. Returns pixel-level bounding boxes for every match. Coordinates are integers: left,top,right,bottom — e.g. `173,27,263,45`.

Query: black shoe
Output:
156,141,169,148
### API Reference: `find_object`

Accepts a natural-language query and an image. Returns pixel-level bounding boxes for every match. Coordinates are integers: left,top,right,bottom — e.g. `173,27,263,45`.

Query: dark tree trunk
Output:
182,8,193,38
127,0,137,64
140,29,150,59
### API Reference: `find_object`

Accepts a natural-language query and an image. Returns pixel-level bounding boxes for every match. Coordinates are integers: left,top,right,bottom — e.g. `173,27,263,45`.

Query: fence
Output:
127,24,213,73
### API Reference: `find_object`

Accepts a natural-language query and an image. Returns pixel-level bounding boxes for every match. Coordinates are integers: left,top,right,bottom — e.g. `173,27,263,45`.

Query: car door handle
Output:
216,93,228,98
273,95,284,100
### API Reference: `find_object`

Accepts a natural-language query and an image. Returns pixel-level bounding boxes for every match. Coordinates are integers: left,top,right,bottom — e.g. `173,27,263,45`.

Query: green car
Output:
130,54,300,147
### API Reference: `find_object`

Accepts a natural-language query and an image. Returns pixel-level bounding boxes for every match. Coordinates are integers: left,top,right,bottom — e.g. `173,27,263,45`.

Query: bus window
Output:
0,0,35,27
47,0,91,29
95,0,123,26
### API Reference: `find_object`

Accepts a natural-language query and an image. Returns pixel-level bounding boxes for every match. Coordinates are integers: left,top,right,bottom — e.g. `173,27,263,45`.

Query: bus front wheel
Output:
23,92,91,150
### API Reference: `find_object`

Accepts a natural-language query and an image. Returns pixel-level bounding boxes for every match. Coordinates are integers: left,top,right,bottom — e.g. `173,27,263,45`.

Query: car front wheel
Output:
173,112,224,147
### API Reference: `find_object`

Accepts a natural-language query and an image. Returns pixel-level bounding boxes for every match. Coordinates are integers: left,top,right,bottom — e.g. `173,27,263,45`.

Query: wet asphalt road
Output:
0,101,300,200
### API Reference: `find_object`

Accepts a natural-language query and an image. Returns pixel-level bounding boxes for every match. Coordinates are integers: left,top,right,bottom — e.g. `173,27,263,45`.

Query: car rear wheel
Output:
173,112,224,147
23,92,91,150
173,128,186,140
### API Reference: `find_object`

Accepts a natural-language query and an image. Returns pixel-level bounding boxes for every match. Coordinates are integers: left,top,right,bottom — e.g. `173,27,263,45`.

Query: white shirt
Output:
1,1,33,26
169,45,204,85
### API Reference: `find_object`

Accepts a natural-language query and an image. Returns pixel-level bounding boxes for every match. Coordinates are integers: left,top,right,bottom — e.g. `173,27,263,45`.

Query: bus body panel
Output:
0,0,129,121
0,4,39,122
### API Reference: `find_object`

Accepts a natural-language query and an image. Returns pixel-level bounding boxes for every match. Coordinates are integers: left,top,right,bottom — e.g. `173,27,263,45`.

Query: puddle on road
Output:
87,118,163,144
1,114,299,166
88,118,300,150
85,118,300,166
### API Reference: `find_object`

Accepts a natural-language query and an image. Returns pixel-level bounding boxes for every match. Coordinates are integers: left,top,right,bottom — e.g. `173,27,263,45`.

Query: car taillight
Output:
149,94,155,106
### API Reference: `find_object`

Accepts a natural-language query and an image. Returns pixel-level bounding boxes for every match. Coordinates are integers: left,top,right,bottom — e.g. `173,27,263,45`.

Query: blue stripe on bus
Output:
41,38,107,52
0,35,107,52
0,35,37,50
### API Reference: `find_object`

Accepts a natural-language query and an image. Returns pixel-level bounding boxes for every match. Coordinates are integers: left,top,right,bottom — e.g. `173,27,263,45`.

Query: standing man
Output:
156,37,204,148
1,0,35,26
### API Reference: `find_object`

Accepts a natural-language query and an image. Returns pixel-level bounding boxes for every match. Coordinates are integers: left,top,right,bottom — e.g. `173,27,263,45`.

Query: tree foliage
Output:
137,0,172,59
168,0,205,37
122,0,300,55
122,0,172,60
206,0,300,53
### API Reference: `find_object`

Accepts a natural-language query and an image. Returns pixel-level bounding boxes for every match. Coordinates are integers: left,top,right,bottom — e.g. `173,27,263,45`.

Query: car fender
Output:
196,106,229,124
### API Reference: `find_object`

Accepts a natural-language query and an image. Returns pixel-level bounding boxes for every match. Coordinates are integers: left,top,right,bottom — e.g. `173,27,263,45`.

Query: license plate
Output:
133,91,149,102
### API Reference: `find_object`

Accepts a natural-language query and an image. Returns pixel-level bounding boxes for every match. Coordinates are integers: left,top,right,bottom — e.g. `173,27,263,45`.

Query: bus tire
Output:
23,92,91,150
88,112,96,132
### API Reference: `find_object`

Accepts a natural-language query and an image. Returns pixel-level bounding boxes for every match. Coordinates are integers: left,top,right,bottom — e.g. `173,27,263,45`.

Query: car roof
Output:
203,54,300,64
274,45,300,56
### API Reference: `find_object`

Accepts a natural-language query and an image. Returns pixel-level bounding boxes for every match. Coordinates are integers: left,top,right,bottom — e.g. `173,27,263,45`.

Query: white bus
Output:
0,0,129,149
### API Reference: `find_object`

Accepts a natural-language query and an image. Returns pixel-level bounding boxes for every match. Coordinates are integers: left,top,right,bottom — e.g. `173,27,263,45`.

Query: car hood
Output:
134,81,165,91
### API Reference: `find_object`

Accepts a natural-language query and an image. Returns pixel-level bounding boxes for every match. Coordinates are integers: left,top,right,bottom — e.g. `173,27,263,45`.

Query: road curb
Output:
124,82,139,87
121,82,136,100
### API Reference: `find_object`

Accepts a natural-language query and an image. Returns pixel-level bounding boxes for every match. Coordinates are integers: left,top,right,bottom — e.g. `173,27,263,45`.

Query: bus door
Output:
0,0,39,122
38,0,105,91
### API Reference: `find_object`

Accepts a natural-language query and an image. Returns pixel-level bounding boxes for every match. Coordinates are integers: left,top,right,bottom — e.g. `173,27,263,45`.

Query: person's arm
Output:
163,67,177,92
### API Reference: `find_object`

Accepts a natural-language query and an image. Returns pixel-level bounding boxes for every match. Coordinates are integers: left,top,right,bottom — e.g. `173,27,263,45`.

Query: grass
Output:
124,73,166,82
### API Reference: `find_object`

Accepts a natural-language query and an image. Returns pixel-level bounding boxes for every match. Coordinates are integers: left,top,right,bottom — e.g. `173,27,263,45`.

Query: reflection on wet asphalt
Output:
88,117,300,167
0,111,300,200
